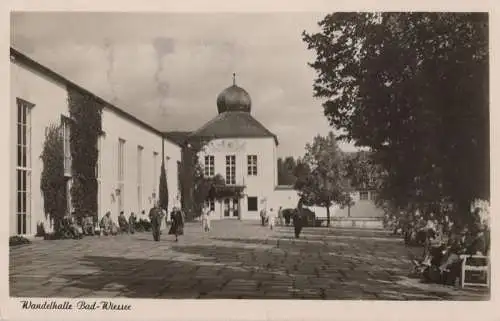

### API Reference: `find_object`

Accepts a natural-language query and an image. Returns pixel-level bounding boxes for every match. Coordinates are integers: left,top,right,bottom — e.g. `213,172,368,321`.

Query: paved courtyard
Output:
10,220,489,300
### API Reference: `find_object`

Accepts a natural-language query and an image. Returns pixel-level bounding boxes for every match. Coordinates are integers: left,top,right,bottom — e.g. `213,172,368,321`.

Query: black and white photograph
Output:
5,6,493,315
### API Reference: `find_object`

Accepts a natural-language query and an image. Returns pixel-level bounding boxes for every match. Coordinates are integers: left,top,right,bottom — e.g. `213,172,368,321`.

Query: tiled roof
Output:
190,111,278,145
163,131,192,146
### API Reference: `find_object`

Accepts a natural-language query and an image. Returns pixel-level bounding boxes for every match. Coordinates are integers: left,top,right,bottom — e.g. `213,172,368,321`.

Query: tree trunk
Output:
348,204,351,217
326,205,331,227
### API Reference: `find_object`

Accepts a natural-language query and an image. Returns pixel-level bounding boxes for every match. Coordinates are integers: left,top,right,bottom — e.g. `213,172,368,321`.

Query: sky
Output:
11,12,358,157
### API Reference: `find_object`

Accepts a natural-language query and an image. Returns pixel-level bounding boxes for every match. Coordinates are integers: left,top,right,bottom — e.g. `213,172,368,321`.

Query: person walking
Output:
128,212,137,234
169,206,185,242
293,208,304,238
164,207,170,232
268,208,276,230
277,206,285,226
149,204,163,242
201,207,212,232
260,208,267,226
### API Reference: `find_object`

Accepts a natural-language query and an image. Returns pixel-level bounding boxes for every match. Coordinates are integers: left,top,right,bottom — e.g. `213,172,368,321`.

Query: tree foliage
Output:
158,159,169,211
179,137,228,219
277,156,299,185
40,123,67,229
67,87,103,220
344,151,384,191
303,13,488,221
294,132,351,226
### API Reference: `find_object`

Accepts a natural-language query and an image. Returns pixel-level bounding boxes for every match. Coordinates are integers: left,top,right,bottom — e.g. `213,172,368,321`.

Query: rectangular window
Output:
153,151,159,195
370,191,377,201
62,118,72,177
118,139,125,181
137,146,143,212
16,98,33,235
95,136,102,179
204,155,215,177
360,191,369,201
247,155,257,176
225,155,236,185
117,139,126,213
247,197,258,211
96,136,103,219
205,199,215,211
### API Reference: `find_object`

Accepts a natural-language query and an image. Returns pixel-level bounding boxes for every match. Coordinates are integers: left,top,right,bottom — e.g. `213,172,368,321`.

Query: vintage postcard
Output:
1,1,498,321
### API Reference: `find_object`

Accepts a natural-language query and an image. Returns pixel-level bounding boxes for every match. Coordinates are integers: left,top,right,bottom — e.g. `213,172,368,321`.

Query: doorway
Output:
223,198,240,219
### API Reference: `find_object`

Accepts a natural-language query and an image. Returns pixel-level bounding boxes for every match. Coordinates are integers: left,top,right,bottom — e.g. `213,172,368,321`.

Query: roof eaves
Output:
10,47,179,144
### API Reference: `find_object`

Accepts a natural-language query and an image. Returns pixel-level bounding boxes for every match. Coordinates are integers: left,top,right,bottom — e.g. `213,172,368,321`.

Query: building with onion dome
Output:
179,75,285,220
165,75,385,223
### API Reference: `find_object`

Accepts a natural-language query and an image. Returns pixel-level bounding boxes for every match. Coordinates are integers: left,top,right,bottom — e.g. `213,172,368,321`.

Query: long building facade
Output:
10,48,181,236
10,47,383,235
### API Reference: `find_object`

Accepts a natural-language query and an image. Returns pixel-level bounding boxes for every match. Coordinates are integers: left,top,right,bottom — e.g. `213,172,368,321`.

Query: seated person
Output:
129,212,137,234
110,221,119,236
82,214,95,235
68,214,83,239
140,209,150,223
438,237,465,285
465,222,489,256
100,211,113,236
118,211,129,233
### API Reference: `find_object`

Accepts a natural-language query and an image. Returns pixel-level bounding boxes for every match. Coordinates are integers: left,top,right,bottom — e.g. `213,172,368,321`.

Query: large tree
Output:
303,13,488,222
294,132,351,226
344,151,382,191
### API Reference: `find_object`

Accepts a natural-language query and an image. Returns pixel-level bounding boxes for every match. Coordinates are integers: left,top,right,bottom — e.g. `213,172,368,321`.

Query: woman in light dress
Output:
268,208,276,230
201,207,212,232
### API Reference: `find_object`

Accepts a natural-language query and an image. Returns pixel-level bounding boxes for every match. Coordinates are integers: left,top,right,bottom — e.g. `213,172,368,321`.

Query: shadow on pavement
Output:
56,234,488,300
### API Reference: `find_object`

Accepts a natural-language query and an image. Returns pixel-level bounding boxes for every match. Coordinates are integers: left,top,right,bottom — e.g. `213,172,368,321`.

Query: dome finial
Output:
233,72,236,86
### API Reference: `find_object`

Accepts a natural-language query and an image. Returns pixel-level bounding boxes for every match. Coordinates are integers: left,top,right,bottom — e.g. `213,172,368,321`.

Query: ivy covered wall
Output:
67,87,103,220
40,123,67,229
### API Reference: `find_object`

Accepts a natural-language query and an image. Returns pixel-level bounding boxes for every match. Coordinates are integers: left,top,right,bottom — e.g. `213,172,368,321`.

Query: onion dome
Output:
216,73,252,114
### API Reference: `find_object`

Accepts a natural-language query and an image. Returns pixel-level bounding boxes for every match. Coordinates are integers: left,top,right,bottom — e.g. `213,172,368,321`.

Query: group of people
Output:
259,207,282,230
57,203,186,242
55,212,98,239
259,205,307,239
385,206,490,285
147,204,185,242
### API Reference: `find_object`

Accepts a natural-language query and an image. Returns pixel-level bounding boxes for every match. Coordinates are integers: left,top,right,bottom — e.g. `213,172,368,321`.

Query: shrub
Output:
40,123,66,229
9,236,31,246
135,219,152,232
35,222,46,237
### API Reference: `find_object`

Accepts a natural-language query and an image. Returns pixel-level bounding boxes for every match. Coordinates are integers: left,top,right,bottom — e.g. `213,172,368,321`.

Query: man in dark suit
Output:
149,204,163,241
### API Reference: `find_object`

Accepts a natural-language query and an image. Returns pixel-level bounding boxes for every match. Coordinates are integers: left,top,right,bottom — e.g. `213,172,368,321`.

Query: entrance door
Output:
232,198,239,218
223,198,240,219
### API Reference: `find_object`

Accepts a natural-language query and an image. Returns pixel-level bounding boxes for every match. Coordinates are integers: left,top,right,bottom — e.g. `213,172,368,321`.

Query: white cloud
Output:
11,12,355,157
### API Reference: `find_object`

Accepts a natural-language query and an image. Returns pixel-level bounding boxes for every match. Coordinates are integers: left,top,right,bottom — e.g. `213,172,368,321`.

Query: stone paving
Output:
10,220,489,300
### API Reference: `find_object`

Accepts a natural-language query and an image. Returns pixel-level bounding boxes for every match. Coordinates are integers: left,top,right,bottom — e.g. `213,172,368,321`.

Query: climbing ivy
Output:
67,87,103,221
40,123,66,230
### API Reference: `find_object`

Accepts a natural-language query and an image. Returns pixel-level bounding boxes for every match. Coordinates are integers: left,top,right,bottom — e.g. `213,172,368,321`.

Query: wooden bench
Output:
460,254,490,288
